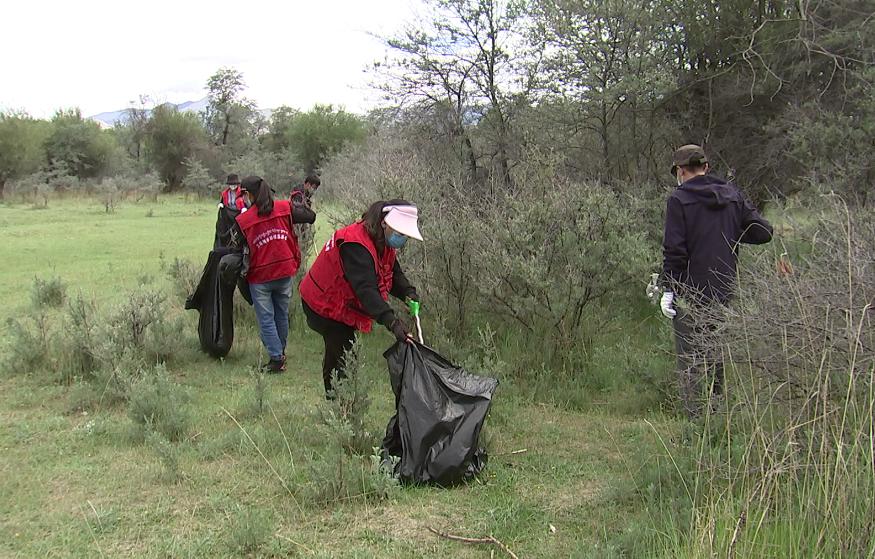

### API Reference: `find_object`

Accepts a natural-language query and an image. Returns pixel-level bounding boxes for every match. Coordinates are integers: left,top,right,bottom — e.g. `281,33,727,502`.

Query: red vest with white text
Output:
236,200,301,284
299,221,396,332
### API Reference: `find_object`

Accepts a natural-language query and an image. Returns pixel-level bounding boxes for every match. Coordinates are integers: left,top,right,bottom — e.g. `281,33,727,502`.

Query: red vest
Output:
236,200,301,284
221,186,247,210
299,221,396,332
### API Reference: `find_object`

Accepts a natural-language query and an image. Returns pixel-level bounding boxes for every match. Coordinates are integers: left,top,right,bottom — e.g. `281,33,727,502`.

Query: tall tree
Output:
0,112,51,198
146,104,209,191
377,0,528,190
203,67,258,152
284,104,366,174
44,109,115,180
114,95,151,164
533,0,676,181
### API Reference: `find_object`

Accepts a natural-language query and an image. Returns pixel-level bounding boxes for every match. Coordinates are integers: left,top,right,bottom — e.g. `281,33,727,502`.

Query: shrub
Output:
145,428,182,483
320,340,372,455
60,294,99,379
1,313,52,375
30,275,67,308
127,364,190,442
162,256,200,301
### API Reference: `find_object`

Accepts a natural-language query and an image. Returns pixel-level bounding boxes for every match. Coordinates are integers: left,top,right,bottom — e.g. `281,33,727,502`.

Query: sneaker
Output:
265,356,286,374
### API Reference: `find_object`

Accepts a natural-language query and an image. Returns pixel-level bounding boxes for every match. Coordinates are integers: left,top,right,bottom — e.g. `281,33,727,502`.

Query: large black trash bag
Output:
214,205,241,249
185,247,239,357
380,342,498,485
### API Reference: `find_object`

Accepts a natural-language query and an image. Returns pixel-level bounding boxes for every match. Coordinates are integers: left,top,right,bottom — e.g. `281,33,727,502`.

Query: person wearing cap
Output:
233,176,316,373
299,199,422,397
660,144,773,417
214,174,250,249
221,174,247,211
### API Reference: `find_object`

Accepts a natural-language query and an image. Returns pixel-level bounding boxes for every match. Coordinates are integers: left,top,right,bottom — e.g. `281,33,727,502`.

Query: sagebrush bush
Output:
127,364,190,442
60,294,99,379
163,256,200,301
145,428,181,483
320,341,372,455
96,287,187,368
1,314,53,375
30,275,67,308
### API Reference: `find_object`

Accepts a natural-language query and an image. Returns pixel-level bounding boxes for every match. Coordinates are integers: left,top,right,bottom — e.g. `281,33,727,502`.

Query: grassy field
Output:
0,196,684,558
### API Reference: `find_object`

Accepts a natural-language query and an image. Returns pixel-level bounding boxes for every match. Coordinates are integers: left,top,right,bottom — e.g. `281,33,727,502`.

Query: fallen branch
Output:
427,527,519,559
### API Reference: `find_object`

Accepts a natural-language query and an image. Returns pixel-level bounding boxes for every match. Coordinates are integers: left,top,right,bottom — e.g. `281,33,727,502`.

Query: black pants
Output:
302,301,356,394
673,306,725,418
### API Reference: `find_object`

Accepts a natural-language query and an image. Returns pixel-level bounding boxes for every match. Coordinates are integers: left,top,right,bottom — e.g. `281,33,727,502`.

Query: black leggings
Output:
302,301,357,394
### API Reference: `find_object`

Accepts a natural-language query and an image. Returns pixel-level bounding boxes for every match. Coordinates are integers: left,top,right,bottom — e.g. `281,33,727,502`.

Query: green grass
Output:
0,195,686,558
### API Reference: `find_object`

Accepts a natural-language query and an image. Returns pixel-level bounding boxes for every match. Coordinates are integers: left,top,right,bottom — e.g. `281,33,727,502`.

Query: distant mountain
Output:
89,97,271,129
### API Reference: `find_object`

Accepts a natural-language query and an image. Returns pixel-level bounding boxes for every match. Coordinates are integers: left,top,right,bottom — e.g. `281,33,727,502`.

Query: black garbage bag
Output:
218,251,252,306
214,205,241,249
185,247,238,358
380,342,498,485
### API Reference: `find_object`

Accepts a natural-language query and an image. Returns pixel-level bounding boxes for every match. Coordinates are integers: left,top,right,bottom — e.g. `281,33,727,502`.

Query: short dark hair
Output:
241,175,275,216
304,175,321,187
361,198,412,244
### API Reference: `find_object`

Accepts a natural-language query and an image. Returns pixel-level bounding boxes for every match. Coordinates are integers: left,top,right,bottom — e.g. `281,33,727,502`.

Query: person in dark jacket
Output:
232,176,316,372
660,144,773,417
290,174,320,209
299,199,421,397
290,175,321,268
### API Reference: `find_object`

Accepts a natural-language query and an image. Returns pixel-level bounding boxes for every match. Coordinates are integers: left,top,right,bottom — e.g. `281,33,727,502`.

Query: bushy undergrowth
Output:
127,364,190,443
2,277,192,391
30,275,67,308
640,196,875,557
324,132,660,386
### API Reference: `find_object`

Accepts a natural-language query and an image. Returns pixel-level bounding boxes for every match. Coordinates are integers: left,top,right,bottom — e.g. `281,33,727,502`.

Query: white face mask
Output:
676,171,683,186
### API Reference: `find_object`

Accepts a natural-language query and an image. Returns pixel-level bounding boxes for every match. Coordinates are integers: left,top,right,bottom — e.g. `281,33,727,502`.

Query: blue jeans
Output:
250,277,293,360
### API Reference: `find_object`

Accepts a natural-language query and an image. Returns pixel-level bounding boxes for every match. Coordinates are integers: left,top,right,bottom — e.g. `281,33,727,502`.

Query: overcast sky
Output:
1,0,419,118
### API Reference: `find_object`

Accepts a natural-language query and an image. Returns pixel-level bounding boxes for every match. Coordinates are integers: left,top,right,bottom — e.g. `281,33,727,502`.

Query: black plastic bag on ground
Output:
380,342,498,485
185,248,239,358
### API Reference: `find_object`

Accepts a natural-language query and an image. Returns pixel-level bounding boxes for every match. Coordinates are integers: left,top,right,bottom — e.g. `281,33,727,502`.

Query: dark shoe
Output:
265,356,286,374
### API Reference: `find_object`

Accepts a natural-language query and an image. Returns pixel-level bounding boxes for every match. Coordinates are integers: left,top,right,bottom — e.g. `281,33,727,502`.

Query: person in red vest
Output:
214,174,250,249
221,174,247,211
234,176,316,372
299,199,422,397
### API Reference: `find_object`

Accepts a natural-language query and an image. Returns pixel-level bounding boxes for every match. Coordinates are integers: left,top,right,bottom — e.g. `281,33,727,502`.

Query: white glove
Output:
660,291,677,319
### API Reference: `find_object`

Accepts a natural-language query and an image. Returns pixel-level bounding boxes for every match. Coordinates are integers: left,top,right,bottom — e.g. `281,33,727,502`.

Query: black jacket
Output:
662,174,773,303
340,243,418,329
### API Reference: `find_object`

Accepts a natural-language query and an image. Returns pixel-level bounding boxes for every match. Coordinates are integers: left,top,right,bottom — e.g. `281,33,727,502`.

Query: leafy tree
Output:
376,0,528,189
532,0,676,181
0,112,51,198
262,106,298,153
43,109,115,180
146,104,209,191
182,157,214,197
113,95,151,165
203,67,258,156
284,104,366,174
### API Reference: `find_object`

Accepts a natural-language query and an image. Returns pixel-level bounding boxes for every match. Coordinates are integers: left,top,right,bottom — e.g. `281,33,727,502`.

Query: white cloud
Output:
1,0,418,117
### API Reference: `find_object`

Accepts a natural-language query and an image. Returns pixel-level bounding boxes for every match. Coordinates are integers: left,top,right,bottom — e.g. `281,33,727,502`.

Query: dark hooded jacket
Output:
662,174,773,303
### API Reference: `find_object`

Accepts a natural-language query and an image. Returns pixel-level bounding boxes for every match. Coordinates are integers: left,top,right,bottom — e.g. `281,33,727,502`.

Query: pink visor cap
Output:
383,205,423,241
